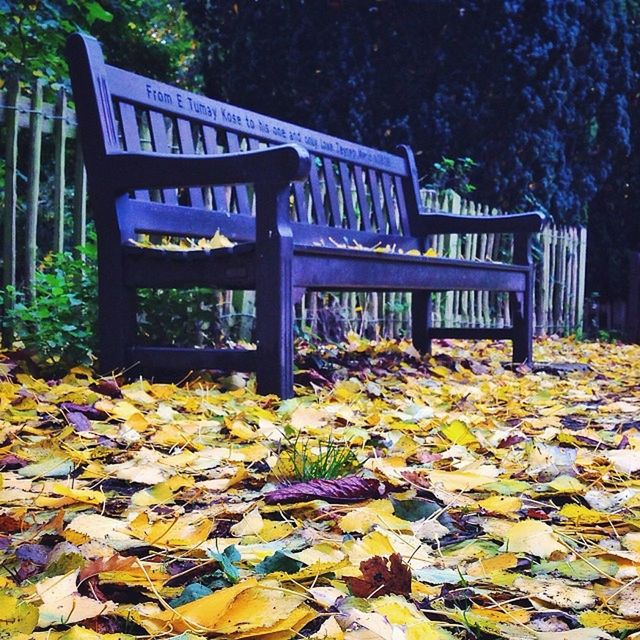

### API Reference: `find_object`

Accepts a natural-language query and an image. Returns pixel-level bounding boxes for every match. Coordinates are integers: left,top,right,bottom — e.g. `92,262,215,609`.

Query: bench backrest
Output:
67,34,423,250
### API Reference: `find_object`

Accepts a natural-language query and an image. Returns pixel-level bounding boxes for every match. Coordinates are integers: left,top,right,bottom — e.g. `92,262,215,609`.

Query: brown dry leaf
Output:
346,553,412,597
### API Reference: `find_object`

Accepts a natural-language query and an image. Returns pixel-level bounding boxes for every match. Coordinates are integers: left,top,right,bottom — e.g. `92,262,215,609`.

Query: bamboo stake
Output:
24,79,44,302
567,227,577,331
461,198,472,327
543,226,553,333
549,227,559,333
308,292,318,335
72,139,87,251
558,228,567,330
485,208,498,326
448,191,462,327
468,200,478,326
52,87,67,253
477,204,489,327
577,227,587,332
2,76,20,346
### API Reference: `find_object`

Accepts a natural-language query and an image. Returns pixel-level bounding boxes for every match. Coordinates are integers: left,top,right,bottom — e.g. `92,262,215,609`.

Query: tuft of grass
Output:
275,434,361,482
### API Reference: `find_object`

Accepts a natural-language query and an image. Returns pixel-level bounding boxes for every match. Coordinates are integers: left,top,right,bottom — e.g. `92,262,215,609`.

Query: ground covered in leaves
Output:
1,336,640,640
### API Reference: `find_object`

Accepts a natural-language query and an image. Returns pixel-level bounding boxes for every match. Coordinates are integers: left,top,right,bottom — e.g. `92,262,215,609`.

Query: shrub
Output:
1,242,98,373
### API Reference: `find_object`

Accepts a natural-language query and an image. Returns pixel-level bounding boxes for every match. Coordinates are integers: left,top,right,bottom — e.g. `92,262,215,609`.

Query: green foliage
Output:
425,156,477,196
137,287,221,348
93,0,201,89
278,433,361,482
0,0,199,91
0,0,113,86
1,240,98,372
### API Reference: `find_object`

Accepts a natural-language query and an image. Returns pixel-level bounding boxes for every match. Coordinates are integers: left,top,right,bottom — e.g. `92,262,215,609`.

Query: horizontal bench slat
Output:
129,346,258,372
293,251,528,292
427,328,515,339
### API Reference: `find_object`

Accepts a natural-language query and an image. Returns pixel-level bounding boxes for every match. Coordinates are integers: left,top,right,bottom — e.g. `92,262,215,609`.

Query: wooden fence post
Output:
53,87,68,253
577,226,587,332
2,75,20,346
24,79,44,302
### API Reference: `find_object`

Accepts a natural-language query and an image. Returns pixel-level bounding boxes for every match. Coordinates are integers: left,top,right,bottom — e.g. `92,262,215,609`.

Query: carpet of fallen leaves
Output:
1,336,640,640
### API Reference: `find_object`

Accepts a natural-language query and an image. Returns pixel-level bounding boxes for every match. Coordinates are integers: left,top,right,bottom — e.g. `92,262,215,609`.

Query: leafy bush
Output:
1,242,99,372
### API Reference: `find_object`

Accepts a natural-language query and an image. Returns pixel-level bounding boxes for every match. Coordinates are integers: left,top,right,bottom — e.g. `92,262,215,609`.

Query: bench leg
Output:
511,275,534,364
411,291,433,355
97,256,137,376
255,183,294,398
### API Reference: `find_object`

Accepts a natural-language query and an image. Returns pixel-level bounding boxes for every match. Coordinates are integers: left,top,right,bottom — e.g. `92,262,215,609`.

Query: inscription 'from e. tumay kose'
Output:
144,83,390,167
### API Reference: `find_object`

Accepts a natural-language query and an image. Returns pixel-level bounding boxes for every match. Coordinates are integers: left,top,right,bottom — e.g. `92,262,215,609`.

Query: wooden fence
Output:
0,80,587,343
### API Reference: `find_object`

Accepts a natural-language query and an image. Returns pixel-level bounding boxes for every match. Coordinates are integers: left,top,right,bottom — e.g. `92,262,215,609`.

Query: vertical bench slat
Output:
322,157,341,227
308,157,326,226
353,166,371,231
293,182,308,223
226,132,251,214
148,111,178,205
119,102,150,201
381,173,398,235
394,175,410,236
176,118,204,208
338,162,358,230
367,169,385,233
202,126,229,211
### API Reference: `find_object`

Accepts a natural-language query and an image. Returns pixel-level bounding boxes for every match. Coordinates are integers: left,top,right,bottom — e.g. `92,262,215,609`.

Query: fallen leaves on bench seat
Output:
129,229,236,251
315,236,440,257
0,336,639,639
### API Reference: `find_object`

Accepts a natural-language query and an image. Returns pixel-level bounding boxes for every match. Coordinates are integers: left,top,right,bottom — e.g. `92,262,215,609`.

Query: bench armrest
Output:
414,210,546,235
105,144,310,193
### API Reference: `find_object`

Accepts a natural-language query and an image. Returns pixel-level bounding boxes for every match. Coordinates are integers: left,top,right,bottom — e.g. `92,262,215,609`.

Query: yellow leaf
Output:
579,610,640,633
291,544,345,566
426,467,500,492
128,512,213,548
0,591,39,634
503,520,565,558
131,475,194,506
440,420,477,446
211,581,306,635
467,552,519,577
548,475,585,493
165,578,258,632
478,495,521,514
513,575,595,610
51,483,105,505
559,503,620,524
259,519,295,542
339,500,412,534
36,570,116,628
64,514,141,551
289,405,328,430
231,509,264,537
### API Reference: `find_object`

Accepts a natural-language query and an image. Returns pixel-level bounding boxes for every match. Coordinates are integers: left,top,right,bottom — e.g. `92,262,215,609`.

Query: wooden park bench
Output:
67,33,544,398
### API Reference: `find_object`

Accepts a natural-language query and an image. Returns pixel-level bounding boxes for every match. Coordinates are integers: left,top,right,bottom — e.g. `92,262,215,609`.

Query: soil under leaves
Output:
1,336,639,640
